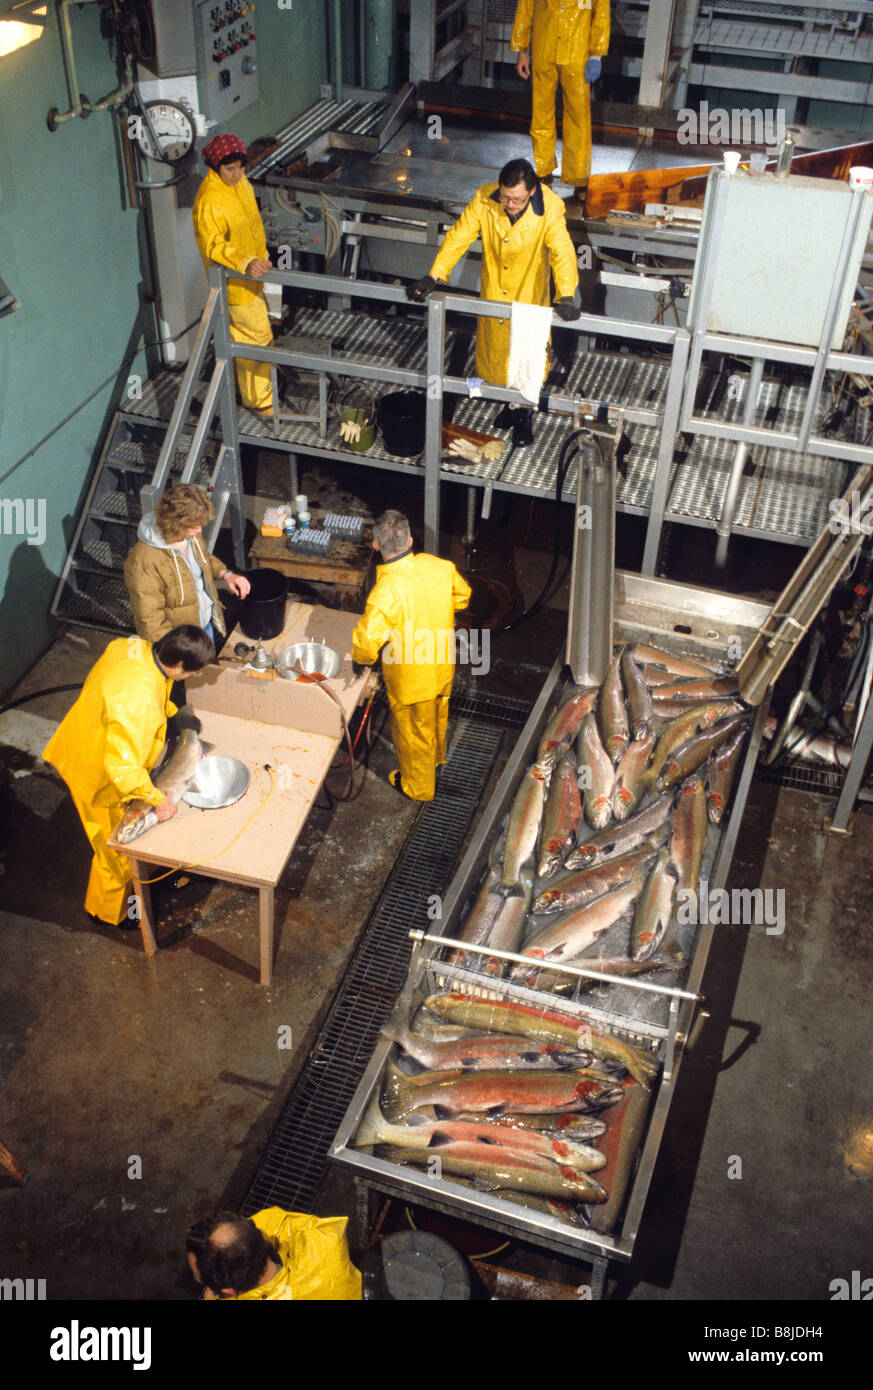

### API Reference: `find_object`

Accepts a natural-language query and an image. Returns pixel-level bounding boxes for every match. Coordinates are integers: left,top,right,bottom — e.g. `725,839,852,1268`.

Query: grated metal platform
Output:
242,693,530,1216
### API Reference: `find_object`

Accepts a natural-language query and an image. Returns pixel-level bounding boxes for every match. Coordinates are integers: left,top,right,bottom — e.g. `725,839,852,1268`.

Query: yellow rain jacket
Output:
42,637,176,924
351,552,471,800
429,182,578,386
232,1208,362,1300
191,168,274,410
191,168,269,306
511,0,611,187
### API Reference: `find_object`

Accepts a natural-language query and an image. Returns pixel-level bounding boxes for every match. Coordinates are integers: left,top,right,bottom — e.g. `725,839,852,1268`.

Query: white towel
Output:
507,302,553,404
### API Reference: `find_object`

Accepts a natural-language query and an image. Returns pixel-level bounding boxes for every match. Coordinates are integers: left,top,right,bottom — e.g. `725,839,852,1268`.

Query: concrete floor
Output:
1,449,871,1313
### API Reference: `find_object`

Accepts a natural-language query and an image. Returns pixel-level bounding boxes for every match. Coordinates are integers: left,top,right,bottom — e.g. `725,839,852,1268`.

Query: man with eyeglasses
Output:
406,158,579,445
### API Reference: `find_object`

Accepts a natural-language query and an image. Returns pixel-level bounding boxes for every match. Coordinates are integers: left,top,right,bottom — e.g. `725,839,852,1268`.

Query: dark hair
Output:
217,152,246,169
498,158,537,192
153,625,215,672
186,1212,277,1296
373,510,412,557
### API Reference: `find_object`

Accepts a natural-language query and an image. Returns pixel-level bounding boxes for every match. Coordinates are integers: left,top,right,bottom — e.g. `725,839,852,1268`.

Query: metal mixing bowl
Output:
275,641,342,681
183,756,251,809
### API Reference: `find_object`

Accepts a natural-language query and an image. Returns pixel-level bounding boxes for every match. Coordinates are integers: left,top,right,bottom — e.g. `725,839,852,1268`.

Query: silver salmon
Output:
612,729,656,820
536,688,598,772
115,719,203,845
631,847,677,962
707,725,747,823
621,649,655,739
532,842,660,915
502,764,547,890
649,701,743,784
383,1056,624,1118
670,776,708,890
565,793,673,870
374,1142,609,1203
657,712,749,790
599,651,630,764
423,993,659,1088
633,644,720,678
513,874,648,980
382,1019,594,1071
537,752,582,878
653,676,740,701
577,712,614,829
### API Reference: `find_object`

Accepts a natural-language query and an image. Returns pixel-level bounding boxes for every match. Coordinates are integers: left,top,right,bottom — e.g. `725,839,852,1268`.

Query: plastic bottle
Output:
298,511,311,530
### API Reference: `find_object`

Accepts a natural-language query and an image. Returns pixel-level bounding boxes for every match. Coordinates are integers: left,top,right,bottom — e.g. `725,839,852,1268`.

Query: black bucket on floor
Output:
239,568,287,640
379,391,426,457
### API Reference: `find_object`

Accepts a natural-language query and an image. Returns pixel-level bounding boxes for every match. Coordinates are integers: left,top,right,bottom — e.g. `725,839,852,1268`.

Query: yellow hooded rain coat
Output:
42,638,177,924
429,181,578,386
228,1208,362,1300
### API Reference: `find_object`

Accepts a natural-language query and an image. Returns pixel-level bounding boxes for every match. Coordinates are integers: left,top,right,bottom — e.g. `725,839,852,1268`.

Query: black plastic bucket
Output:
239,568,287,640
379,391,426,457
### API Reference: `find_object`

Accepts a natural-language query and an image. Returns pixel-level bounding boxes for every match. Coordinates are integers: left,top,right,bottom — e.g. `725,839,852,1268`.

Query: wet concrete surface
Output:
1,453,871,1313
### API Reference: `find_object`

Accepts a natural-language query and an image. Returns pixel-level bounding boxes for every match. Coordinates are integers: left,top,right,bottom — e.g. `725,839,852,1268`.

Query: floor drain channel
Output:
242,702,529,1216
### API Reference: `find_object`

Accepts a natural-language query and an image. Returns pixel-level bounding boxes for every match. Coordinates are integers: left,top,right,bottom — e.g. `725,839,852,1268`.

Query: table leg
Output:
259,885,274,986
130,859,157,958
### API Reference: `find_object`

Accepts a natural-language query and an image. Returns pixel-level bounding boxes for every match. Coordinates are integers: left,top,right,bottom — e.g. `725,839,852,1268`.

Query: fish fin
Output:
382,1056,410,1119
355,1092,386,1149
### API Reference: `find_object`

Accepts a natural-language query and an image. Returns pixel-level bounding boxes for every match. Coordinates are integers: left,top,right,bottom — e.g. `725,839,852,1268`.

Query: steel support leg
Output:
643,328,690,575
424,294,446,553
831,658,873,832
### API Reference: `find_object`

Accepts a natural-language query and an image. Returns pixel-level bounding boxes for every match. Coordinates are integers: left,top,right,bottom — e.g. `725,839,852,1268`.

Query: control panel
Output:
195,0,259,123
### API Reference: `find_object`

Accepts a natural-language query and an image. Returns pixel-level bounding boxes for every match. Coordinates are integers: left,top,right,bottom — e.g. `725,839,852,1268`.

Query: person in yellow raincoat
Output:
191,132,274,415
407,158,579,442
42,626,214,927
511,0,611,198
351,511,471,802
186,1207,362,1300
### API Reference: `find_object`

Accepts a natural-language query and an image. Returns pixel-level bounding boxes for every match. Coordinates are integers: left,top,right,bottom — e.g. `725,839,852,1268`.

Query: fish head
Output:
115,811,148,844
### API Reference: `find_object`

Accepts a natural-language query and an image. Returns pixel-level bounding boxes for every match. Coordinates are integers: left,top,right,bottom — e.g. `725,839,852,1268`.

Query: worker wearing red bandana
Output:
192,133,274,415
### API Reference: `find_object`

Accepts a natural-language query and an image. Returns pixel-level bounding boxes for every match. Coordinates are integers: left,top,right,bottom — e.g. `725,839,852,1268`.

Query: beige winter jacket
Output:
124,533,228,642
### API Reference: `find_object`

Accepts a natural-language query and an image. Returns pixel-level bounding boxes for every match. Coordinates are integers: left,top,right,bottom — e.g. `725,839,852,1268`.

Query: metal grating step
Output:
54,574,133,631
241,702,527,1217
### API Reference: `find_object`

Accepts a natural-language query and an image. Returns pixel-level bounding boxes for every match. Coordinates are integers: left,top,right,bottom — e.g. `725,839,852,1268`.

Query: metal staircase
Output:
51,287,247,635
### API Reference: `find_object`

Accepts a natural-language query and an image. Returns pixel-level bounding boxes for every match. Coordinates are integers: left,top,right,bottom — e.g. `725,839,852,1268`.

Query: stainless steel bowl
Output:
183,756,251,809
275,641,342,681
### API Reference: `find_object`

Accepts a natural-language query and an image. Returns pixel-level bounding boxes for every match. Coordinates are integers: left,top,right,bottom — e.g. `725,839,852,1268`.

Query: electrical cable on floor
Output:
0,684,82,717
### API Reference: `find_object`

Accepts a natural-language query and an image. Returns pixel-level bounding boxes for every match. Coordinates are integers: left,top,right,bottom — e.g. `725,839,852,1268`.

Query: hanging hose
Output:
500,428,587,633
0,683,82,717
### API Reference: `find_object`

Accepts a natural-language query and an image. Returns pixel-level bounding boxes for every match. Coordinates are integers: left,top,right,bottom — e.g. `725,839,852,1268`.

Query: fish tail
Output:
383,1056,412,1118
355,1092,388,1148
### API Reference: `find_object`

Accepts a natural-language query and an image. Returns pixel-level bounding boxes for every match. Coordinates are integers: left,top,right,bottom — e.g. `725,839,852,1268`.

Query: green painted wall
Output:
0,3,329,700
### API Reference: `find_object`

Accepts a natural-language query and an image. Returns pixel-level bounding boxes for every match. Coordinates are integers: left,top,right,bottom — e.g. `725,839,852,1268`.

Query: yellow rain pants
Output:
429,182,578,386
192,167,274,410
42,638,175,925
511,0,611,187
230,1208,362,1300
351,551,471,801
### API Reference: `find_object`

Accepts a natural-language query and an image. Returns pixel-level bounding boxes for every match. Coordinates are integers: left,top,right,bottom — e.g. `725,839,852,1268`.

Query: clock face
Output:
136,101,196,163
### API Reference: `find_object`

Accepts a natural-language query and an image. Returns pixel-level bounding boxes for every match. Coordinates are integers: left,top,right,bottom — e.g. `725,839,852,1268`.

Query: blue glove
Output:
585,57,601,83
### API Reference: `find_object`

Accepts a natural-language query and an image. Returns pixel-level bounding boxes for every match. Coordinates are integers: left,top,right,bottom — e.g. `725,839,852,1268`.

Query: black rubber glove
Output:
406,274,437,303
352,659,369,677
554,297,581,322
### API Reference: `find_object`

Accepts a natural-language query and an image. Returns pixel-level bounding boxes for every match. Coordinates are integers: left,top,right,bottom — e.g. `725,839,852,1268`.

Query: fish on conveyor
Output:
621,649,655,739
599,651,630,763
631,847,678,962
511,874,648,982
373,1142,608,1203
481,870,534,976
633,643,721,678
564,793,673,870
656,712,749,790
502,764,547,890
574,942,687,988
467,1112,609,1139
669,776,708,890
423,993,660,1088
650,697,713,719
532,842,660,916
652,675,740,701
536,687,598,772
612,729,656,820
451,855,504,955
641,667,678,688
706,725,747,824
492,1190,592,1226
383,1057,624,1119
648,700,743,784
115,714,204,845
537,752,583,878
356,1094,607,1173
576,712,615,829
381,1017,594,1071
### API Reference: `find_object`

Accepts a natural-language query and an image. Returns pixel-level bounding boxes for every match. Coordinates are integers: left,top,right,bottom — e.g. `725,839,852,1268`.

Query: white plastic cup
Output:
749,152,767,176
295,494,308,514
849,166,873,189
723,151,741,175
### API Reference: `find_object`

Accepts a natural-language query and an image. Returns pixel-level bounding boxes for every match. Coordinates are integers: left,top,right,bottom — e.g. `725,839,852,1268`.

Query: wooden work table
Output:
110,602,372,986
249,511,374,610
